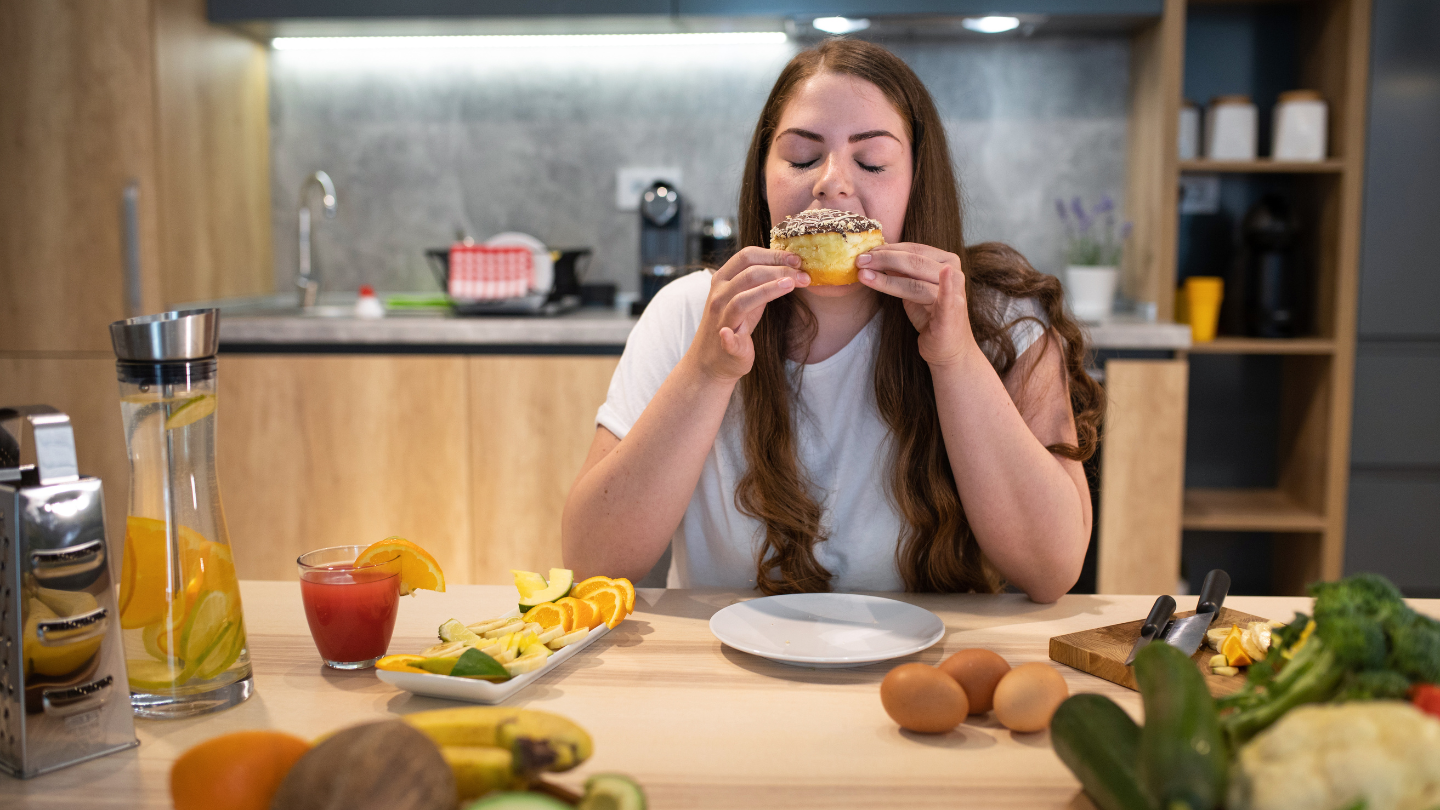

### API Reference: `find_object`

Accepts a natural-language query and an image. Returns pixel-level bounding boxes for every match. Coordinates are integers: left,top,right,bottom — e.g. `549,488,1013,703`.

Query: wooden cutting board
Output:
1049,607,1270,697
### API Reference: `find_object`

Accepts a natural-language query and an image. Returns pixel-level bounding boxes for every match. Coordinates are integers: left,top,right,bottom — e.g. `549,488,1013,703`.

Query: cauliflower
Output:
1228,701,1440,810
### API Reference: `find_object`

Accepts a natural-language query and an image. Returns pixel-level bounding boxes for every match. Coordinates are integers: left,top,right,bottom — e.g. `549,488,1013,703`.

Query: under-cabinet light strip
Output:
271,32,789,51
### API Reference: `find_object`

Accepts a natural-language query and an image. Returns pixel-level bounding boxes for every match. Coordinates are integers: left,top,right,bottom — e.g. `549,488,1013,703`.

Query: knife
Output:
1164,569,1231,656
1123,594,1177,666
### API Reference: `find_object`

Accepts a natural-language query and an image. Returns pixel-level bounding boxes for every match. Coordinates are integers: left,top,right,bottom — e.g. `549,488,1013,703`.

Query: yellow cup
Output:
1184,276,1224,343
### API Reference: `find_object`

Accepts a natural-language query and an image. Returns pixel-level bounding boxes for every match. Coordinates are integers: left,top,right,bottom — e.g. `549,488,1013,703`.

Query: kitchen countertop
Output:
6,585,1402,809
210,295,1191,352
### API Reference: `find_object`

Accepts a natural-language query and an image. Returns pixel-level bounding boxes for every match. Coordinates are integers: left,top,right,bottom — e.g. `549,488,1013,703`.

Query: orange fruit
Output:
572,575,636,614
355,537,445,595
522,602,567,630
581,585,628,629
171,730,310,810
376,654,429,674
556,596,598,631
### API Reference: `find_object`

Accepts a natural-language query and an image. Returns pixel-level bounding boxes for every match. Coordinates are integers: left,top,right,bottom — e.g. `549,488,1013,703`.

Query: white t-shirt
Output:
595,270,1046,591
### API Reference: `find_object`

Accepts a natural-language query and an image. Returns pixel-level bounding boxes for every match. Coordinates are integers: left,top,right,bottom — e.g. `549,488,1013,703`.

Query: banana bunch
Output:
403,706,594,801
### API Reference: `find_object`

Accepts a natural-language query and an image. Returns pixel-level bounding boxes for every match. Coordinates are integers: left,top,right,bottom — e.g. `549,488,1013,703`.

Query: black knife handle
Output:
1197,569,1231,614
1142,595,1177,639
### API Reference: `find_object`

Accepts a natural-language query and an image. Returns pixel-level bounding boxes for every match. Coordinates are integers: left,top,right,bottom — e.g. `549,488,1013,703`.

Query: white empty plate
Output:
709,593,945,668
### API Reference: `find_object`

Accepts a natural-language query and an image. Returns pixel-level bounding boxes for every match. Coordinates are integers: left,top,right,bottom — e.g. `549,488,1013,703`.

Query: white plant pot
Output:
1065,265,1119,323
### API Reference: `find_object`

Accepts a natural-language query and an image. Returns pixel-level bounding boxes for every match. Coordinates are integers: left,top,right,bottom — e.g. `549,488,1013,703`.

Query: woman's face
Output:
765,71,913,296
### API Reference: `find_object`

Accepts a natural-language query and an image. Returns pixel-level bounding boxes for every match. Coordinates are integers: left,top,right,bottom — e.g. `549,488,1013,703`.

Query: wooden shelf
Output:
1178,159,1345,174
1187,337,1337,355
1183,488,1326,532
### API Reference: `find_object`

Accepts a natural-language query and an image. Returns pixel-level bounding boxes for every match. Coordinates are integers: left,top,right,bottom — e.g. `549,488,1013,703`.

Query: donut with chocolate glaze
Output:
769,209,886,286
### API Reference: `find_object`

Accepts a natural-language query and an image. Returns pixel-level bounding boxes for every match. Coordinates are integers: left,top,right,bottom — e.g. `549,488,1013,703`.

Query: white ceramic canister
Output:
1179,100,1201,160
1065,265,1119,323
1205,95,1258,161
1272,89,1328,161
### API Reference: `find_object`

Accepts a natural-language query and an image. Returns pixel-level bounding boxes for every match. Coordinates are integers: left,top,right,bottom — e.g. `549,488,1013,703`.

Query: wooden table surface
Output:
4,585,1425,809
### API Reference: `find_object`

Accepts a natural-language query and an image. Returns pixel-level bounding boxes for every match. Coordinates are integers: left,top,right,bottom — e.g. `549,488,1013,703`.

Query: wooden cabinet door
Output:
469,356,619,584
0,0,164,352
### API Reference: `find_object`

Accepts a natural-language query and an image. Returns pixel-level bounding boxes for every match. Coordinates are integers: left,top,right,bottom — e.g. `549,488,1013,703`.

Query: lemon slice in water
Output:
181,590,233,662
128,659,187,691
164,394,216,431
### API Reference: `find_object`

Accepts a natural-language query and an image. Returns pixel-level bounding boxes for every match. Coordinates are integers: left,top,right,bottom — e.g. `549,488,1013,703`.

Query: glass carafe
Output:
110,310,252,718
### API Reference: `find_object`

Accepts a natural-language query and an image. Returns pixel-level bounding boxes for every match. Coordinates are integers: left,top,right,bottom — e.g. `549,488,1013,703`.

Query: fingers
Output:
713,245,802,282
872,242,962,268
857,246,947,284
858,267,935,304
727,275,796,317
730,263,810,291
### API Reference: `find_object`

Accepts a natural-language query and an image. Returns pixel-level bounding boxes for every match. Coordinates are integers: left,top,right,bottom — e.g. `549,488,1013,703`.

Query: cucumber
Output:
1133,642,1227,810
579,774,646,810
1050,694,1150,810
464,793,570,810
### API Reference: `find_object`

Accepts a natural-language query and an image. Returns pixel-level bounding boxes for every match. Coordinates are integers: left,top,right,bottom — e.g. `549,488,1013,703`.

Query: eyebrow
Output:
777,128,902,144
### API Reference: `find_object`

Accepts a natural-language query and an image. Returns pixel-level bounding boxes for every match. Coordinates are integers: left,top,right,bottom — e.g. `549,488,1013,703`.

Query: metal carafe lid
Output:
109,309,219,361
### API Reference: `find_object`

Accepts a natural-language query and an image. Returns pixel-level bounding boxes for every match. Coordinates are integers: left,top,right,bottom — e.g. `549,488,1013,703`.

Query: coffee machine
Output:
637,180,685,314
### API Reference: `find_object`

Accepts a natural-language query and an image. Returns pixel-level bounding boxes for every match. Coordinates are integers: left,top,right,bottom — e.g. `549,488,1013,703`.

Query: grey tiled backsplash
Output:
269,36,1129,294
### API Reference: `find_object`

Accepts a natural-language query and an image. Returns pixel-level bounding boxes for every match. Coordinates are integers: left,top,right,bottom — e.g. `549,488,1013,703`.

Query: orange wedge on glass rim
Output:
355,537,445,595
572,575,636,613
581,585,628,629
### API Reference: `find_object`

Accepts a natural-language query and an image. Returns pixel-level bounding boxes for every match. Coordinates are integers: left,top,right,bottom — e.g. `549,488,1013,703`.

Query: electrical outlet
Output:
1179,173,1221,215
616,167,683,212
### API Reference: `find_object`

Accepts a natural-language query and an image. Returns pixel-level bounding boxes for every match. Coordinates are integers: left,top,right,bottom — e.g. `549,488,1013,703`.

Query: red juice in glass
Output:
297,545,401,669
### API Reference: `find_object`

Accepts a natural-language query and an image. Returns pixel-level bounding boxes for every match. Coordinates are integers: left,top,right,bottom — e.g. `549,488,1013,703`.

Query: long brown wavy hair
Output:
734,39,1105,595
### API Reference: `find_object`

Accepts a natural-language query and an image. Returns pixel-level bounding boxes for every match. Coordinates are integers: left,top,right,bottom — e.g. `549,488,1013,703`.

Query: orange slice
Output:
555,596,597,631
581,585,628,629
355,537,445,596
573,575,636,614
376,654,430,674
522,602,567,631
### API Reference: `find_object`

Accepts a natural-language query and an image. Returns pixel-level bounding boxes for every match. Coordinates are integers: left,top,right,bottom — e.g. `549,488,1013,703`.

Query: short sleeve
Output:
595,271,711,440
1002,295,1048,357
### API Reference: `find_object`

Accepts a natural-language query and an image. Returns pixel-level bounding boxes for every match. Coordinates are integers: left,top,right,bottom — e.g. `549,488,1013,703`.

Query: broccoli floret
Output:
1219,573,1435,746
1334,669,1412,701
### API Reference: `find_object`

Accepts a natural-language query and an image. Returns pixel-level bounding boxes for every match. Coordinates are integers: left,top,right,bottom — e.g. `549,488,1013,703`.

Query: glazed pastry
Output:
769,209,885,286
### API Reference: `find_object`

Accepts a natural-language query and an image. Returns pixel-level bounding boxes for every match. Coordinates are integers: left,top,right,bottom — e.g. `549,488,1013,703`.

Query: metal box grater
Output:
0,406,137,778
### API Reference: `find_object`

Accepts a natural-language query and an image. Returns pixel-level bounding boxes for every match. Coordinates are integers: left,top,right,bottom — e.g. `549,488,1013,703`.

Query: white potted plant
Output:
1056,195,1131,323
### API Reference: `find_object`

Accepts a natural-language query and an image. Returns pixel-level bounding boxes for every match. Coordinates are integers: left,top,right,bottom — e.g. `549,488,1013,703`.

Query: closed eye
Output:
857,160,884,174
788,158,819,170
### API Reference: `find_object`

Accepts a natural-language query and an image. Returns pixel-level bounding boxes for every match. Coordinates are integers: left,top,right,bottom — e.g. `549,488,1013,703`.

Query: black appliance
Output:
638,180,685,313
1236,194,1304,338
698,216,737,268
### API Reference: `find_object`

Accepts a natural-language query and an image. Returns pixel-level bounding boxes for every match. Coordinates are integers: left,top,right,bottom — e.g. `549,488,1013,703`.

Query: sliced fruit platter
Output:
375,568,635,704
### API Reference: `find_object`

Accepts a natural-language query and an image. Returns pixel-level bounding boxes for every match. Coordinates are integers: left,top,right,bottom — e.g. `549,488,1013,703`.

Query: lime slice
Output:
181,590,232,661
142,622,182,664
128,658,186,691
164,394,216,431
195,623,243,680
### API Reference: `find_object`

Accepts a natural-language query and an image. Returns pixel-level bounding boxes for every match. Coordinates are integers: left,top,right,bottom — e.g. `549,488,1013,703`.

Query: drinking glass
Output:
297,545,402,669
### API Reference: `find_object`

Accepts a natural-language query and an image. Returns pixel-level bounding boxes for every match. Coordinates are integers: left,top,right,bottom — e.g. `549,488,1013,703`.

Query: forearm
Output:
562,354,736,581
930,347,1089,603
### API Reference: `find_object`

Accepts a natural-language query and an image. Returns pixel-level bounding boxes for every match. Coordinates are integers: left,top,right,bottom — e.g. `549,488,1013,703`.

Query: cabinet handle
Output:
122,181,143,316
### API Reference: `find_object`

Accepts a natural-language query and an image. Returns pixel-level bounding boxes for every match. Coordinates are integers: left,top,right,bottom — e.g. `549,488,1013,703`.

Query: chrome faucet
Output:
297,171,337,308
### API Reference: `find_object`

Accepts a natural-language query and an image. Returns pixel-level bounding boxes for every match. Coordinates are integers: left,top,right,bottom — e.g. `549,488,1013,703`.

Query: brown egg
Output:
880,662,969,734
938,648,1012,714
992,662,1069,733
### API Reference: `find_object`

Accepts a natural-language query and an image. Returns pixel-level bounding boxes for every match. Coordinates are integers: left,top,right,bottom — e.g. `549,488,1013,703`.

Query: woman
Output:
562,39,1103,603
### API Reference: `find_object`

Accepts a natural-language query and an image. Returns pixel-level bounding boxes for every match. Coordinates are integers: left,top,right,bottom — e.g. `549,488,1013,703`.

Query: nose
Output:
811,153,855,202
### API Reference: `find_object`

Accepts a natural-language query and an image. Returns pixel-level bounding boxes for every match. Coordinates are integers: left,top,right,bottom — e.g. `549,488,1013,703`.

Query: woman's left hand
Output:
857,243,976,367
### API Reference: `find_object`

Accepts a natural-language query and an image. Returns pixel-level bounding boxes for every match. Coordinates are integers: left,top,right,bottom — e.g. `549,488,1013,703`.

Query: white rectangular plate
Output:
376,619,612,704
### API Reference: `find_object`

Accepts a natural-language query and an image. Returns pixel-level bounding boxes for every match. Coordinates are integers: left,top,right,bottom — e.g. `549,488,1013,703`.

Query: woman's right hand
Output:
688,247,808,381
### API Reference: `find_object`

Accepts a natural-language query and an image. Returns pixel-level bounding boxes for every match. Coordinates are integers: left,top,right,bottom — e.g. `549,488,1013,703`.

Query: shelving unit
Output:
1121,0,1370,594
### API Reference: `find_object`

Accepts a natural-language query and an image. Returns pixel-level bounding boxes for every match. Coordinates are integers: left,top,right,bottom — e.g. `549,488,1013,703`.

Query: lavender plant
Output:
1056,195,1132,267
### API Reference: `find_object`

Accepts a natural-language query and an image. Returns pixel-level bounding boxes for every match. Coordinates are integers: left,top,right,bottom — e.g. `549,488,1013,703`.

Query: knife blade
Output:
1124,594,1177,666
1164,569,1232,656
